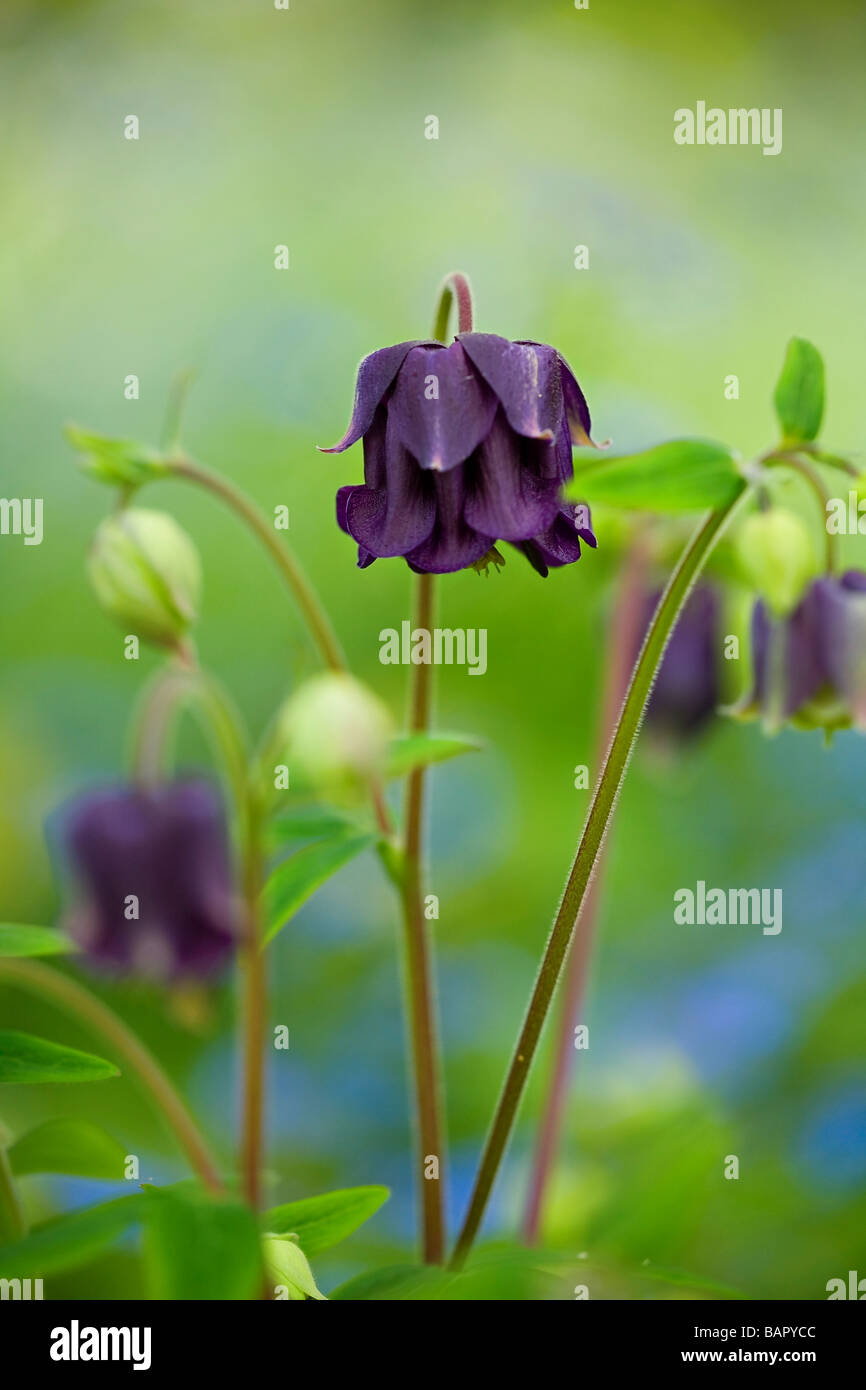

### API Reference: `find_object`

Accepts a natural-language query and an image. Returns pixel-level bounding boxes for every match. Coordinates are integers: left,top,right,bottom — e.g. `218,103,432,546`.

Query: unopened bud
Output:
262,1235,326,1301
277,673,392,800
87,508,201,649
735,508,815,617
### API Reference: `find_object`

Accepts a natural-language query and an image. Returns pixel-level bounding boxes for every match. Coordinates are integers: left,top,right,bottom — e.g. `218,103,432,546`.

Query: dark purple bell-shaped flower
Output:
747,570,866,734
64,781,239,980
323,334,597,576
644,584,721,739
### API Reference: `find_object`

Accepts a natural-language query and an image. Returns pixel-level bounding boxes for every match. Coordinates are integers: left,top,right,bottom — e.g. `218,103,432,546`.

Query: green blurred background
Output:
1,0,864,1298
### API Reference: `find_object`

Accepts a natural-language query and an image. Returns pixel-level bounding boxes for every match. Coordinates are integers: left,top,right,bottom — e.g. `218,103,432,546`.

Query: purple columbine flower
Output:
748,570,866,734
322,334,597,576
64,780,239,980
644,584,721,739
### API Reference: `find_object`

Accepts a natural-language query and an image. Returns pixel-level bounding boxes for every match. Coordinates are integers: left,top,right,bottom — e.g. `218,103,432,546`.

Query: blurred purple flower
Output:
748,569,866,733
644,584,721,739
65,781,239,980
323,334,597,576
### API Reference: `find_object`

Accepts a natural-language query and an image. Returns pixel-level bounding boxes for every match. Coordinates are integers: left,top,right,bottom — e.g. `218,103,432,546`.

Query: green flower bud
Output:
66,425,169,489
277,673,392,801
262,1234,327,1301
87,508,201,649
735,508,816,618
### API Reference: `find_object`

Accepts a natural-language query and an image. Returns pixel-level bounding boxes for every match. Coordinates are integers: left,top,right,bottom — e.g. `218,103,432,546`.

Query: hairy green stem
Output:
450,483,749,1268
521,531,652,1243
0,959,223,1193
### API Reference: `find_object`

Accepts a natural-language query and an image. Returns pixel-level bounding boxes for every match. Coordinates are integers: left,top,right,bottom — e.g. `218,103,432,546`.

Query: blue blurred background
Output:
1,0,864,1298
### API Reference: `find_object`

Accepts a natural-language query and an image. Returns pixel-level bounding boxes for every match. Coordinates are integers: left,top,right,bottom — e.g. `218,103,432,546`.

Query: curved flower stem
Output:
129,664,194,789
128,660,265,1208
181,674,267,1209
433,272,475,341
766,451,837,573
167,452,346,674
521,531,651,1243
450,483,749,1269
239,792,266,1210
161,453,394,839
401,571,446,1263
0,959,223,1193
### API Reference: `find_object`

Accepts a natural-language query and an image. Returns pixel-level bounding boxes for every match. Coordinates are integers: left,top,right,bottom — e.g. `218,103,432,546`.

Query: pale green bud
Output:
87,508,201,649
262,1234,326,1301
278,673,392,800
735,508,816,618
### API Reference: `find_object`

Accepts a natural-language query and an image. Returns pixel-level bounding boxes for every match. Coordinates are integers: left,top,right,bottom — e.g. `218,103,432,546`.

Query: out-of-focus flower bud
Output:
642,584,721,742
733,570,866,738
277,673,392,801
87,508,201,649
262,1235,327,1301
735,508,815,617
64,780,239,980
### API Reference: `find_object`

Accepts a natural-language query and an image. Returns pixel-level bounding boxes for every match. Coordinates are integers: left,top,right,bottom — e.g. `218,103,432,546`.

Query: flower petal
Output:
459,333,564,440
362,406,388,488
405,468,494,574
319,341,431,453
751,589,827,718
514,502,596,577
343,415,436,557
815,571,866,723
646,585,720,737
557,352,593,445
464,409,561,541
388,341,498,470
336,485,360,534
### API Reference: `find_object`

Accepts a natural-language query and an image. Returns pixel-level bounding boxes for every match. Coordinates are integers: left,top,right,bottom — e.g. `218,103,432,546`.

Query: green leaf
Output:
0,924,75,958
637,1262,745,1299
773,337,825,443
267,806,366,846
0,1032,119,1085
262,1185,389,1255
8,1120,127,1181
385,732,482,779
330,1262,453,1301
261,833,376,946
142,1187,262,1300
0,1195,144,1277
567,439,742,512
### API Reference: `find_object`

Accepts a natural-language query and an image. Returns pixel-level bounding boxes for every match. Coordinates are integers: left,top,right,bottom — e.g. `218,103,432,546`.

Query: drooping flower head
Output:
323,334,597,575
744,570,866,735
64,780,239,980
644,583,721,740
